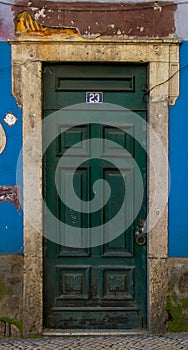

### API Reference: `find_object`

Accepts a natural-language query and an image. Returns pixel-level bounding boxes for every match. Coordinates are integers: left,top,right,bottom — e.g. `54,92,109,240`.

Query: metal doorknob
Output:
135,219,147,246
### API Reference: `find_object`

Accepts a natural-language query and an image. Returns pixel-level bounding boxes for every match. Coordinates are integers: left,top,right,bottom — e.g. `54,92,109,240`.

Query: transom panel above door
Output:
43,63,147,329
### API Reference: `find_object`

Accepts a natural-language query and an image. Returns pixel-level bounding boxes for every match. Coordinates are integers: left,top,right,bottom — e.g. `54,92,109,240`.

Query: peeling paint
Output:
153,3,162,11
3,113,18,127
34,8,46,21
16,11,87,39
12,1,177,39
0,186,20,210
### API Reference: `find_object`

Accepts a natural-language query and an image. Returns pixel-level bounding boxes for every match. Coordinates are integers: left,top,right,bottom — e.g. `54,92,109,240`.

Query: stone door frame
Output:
10,38,180,336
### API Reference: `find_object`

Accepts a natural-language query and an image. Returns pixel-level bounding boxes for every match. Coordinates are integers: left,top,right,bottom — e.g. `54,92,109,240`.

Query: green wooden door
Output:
43,63,147,329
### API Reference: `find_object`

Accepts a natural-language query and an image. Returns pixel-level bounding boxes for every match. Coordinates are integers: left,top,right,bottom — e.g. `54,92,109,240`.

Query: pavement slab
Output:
0,333,187,350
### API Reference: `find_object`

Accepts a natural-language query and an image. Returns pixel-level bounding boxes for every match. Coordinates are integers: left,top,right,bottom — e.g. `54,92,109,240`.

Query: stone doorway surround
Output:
10,38,180,337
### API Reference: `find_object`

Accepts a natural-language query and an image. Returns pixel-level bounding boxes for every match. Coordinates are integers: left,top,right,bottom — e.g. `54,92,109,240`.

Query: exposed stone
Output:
149,101,169,260
167,258,188,332
0,255,23,325
178,271,188,295
5,322,11,338
149,258,169,333
0,321,5,338
11,324,21,338
15,11,84,39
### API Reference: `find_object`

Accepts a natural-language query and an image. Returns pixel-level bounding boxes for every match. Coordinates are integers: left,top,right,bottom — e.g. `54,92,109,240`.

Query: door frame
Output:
10,38,180,336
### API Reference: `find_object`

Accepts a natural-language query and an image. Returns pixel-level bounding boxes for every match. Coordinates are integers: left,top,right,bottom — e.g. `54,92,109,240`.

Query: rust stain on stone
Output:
0,186,20,210
13,1,177,38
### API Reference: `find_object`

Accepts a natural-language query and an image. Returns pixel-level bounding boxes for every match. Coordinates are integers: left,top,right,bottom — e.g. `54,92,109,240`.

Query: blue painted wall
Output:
0,42,23,254
0,41,188,257
0,0,186,336
169,40,188,257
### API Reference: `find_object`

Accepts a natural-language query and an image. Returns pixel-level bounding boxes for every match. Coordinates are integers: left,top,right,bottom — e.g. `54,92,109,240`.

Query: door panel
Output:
43,64,146,110
43,63,147,329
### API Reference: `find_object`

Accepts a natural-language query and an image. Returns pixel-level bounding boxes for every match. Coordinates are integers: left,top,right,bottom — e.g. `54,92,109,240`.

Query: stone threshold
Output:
42,329,148,336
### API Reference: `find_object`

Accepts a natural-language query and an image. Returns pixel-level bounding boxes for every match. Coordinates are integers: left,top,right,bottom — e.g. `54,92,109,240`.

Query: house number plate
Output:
86,92,103,104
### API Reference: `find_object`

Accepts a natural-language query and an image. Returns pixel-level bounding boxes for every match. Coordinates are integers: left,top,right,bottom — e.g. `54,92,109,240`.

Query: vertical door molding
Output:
10,38,180,336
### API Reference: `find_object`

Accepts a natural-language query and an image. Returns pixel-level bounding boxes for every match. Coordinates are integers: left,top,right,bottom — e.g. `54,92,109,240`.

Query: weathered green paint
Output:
43,63,147,329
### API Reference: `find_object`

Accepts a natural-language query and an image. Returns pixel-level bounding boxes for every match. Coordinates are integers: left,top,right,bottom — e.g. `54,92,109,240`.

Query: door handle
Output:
135,219,146,246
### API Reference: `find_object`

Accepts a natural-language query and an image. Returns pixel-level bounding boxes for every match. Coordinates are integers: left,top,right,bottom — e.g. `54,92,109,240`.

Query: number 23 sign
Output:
86,92,103,104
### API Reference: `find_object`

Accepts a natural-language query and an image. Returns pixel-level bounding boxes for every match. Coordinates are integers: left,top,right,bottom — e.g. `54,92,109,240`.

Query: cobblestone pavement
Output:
0,333,188,350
